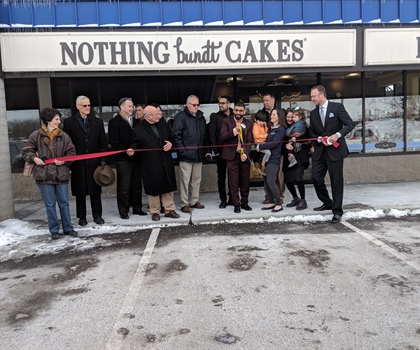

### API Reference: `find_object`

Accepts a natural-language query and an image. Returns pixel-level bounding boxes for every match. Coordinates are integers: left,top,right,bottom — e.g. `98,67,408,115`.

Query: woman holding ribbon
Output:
22,108,77,240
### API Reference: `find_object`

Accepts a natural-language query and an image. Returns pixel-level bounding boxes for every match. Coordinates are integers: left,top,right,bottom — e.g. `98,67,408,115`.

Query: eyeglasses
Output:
80,104,91,107
188,103,200,107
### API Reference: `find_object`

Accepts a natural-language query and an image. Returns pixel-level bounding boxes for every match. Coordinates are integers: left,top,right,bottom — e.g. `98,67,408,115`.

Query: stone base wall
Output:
12,154,420,200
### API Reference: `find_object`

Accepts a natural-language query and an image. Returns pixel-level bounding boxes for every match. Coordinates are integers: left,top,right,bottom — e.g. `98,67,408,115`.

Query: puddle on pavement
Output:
229,255,258,271
215,332,240,344
290,249,330,268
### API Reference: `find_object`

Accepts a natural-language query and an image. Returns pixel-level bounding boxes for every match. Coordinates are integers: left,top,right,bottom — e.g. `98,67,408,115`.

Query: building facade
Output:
1,0,420,220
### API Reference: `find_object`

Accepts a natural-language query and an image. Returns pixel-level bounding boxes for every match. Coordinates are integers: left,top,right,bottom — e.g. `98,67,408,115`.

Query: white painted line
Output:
341,221,420,272
106,228,160,350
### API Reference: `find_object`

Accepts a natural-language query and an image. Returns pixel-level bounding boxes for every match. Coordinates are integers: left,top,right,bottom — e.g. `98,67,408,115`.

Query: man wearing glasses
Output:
172,95,212,213
309,85,355,224
63,95,108,226
208,95,233,209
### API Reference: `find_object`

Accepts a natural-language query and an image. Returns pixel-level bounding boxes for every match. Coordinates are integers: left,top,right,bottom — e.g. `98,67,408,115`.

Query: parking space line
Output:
106,228,160,350
341,221,420,272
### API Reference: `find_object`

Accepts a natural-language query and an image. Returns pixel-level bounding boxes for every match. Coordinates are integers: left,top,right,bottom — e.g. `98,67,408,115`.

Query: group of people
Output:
209,86,355,223
22,84,355,240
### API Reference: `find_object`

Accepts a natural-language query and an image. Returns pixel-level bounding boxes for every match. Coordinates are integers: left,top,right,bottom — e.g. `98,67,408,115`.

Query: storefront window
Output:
7,109,40,172
363,71,404,154
406,71,420,152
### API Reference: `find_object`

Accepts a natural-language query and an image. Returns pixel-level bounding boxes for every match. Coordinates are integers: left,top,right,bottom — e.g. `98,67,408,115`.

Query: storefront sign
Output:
365,28,420,66
0,30,356,72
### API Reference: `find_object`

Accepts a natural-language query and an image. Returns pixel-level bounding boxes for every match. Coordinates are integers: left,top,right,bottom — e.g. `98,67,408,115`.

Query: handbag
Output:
22,132,40,177
23,162,35,177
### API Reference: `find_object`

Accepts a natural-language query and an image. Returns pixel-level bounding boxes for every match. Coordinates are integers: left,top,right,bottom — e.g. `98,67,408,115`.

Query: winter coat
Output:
283,127,311,169
172,107,210,163
62,113,108,196
133,119,177,196
108,113,138,162
22,127,75,184
258,125,286,166
208,108,233,155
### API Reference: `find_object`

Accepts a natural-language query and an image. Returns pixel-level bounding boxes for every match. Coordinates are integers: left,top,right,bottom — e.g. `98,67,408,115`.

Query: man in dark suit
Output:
309,85,355,223
208,95,233,209
63,95,108,226
108,97,145,219
220,101,254,213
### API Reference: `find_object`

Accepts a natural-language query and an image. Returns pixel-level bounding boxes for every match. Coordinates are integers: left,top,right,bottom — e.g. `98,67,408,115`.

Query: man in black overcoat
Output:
309,85,355,224
63,95,108,226
133,105,179,221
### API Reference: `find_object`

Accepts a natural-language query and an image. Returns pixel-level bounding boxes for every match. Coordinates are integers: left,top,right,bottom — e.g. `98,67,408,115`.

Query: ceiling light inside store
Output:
277,75,295,79
226,76,244,82
346,73,360,77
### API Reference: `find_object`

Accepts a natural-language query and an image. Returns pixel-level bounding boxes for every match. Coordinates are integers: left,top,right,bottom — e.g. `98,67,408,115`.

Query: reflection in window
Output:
406,71,420,152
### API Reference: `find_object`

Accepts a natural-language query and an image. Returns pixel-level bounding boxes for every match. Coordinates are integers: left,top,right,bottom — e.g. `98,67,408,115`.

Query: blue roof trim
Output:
1,0,420,28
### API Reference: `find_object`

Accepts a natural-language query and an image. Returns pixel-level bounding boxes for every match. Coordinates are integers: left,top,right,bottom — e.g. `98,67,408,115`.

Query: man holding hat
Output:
63,95,108,226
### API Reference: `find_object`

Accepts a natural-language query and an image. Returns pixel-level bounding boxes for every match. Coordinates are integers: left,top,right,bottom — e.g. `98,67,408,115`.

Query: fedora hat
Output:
93,165,116,187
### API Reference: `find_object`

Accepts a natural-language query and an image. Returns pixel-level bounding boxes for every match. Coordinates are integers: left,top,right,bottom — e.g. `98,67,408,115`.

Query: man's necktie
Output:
128,117,133,127
320,106,325,126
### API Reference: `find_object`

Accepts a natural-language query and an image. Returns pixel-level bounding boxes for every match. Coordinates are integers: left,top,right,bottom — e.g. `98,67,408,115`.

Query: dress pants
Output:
311,149,344,216
76,194,102,219
215,154,228,202
148,192,175,215
115,160,140,216
179,161,202,208
131,160,143,211
226,153,250,206
264,163,282,205
277,155,286,199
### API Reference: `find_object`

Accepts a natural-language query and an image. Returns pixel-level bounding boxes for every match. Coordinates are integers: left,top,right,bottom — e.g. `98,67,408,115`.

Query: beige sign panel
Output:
365,28,420,66
1,30,356,72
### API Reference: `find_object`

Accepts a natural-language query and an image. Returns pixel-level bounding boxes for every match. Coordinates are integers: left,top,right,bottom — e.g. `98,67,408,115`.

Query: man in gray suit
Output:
309,85,355,224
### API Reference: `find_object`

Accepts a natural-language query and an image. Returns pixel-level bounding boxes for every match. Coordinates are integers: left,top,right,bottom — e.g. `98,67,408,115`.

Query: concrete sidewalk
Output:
13,181,420,228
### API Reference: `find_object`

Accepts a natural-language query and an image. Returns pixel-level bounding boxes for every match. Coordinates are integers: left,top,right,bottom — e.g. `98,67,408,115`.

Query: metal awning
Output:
1,0,419,28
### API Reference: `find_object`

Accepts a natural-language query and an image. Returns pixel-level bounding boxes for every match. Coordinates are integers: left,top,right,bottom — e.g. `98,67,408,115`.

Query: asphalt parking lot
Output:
1,214,419,350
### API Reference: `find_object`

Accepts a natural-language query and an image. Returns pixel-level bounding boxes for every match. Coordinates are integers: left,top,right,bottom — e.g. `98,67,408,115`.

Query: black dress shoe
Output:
120,214,129,219
313,204,332,211
94,217,105,225
241,203,252,211
78,218,87,226
331,214,342,224
133,209,147,216
219,200,227,209
64,230,78,237
234,205,241,213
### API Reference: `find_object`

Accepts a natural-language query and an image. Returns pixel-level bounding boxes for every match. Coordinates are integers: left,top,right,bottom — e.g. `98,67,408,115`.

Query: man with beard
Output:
208,95,233,209
63,95,108,226
220,101,254,213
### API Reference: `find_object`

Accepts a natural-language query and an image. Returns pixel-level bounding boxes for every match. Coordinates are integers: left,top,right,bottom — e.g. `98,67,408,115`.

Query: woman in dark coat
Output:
133,105,179,221
283,108,311,210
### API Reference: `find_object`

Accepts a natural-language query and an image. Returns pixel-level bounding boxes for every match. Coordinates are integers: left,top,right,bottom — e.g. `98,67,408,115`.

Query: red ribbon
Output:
44,137,339,164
